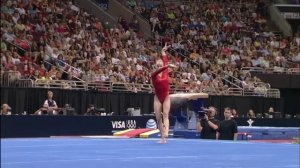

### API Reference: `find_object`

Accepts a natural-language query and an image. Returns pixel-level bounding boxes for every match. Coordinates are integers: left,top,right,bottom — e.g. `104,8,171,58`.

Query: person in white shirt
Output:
35,91,58,115
1,104,12,115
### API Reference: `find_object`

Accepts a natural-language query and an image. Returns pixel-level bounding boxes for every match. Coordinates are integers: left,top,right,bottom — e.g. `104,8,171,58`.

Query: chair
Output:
273,112,282,119
285,114,291,119
98,108,106,116
128,107,141,116
256,113,263,118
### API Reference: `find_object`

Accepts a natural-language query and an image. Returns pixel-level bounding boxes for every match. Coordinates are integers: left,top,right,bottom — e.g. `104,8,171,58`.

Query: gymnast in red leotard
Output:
151,43,175,144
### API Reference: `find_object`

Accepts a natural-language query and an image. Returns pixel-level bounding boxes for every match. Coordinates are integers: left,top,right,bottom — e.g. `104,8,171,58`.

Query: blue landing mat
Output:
1,138,299,168
174,127,300,140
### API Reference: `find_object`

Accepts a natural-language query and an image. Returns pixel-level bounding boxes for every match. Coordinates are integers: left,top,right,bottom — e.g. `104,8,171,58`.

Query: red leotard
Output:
151,55,169,103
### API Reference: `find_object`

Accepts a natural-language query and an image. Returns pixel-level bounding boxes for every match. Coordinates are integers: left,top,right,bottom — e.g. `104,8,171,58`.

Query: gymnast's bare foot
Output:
158,138,167,144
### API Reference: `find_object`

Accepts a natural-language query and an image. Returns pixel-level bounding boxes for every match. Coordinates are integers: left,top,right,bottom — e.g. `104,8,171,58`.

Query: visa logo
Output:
111,121,125,129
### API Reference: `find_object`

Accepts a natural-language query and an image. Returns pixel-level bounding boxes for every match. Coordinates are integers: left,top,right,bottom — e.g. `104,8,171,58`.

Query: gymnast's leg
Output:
162,95,171,139
154,95,165,143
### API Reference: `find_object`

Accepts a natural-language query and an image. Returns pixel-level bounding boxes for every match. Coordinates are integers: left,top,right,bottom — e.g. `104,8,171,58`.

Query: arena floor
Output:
1,137,299,168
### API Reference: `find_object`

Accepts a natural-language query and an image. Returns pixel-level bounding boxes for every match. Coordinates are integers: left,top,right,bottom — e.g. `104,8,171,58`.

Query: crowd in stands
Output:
1,0,299,95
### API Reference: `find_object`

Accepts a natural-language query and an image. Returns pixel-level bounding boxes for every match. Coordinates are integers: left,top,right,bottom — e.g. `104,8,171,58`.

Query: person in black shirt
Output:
218,107,238,140
197,106,219,139
84,104,101,116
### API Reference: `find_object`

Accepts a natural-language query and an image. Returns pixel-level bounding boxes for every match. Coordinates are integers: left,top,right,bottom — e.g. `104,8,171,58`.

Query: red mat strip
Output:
120,129,153,138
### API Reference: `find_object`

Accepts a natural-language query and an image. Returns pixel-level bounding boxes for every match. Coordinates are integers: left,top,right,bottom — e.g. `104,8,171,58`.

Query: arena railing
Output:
1,73,33,88
243,87,263,97
86,81,111,91
228,88,243,96
110,82,188,93
242,67,300,74
266,89,281,98
241,67,264,73
1,77,281,98
34,79,86,90
287,68,300,74
43,59,84,82
213,71,243,89
17,79,34,88
170,85,191,93
1,71,21,87
111,82,137,92
255,82,271,89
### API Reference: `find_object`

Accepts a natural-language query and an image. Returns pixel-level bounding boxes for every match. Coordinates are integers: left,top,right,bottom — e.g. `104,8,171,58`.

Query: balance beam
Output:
170,92,209,100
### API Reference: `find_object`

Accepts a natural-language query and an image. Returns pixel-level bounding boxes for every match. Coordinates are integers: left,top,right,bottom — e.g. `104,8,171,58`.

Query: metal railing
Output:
87,81,111,92
43,58,84,82
243,88,262,97
17,79,34,88
1,71,21,87
228,88,243,96
288,68,300,74
34,79,86,90
241,67,300,74
0,77,281,98
266,89,281,98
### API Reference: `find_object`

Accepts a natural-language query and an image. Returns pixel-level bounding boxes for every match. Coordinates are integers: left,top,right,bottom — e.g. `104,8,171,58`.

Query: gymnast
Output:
151,42,209,143
151,43,175,144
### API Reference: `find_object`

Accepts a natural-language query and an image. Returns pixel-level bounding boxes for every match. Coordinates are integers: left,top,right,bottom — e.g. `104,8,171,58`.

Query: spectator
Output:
1,103,12,115
84,104,101,116
34,91,58,115
265,106,275,118
217,107,238,140
231,108,239,118
247,109,256,118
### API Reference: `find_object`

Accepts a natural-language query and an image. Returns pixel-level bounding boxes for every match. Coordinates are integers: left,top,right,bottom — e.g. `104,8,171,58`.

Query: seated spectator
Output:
247,109,256,118
1,103,12,115
84,104,101,116
126,0,137,10
265,106,275,118
34,91,59,115
231,108,239,118
58,104,76,115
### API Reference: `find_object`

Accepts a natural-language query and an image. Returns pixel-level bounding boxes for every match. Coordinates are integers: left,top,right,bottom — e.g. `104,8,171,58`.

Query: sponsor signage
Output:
111,120,137,129
146,119,157,129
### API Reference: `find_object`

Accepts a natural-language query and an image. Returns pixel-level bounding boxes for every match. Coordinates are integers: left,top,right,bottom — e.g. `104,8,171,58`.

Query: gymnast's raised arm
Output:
161,43,170,65
151,65,169,78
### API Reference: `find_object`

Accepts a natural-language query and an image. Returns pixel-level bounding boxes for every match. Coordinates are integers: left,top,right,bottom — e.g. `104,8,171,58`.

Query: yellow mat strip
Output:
139,129,159,138
113,129,134,136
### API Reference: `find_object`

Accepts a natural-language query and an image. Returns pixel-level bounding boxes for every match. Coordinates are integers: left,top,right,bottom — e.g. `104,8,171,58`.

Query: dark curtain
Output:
281,89,300,115
1,88,289,116
251,74,300,89
0,88,155,115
